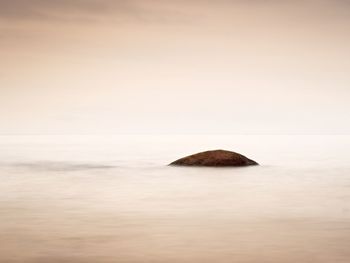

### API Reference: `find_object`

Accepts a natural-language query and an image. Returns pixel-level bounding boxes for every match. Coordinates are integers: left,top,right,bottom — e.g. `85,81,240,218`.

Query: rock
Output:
169,149,258,167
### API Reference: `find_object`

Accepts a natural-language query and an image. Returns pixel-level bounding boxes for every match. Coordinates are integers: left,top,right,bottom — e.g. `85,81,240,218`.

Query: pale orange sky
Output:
0,0,349,134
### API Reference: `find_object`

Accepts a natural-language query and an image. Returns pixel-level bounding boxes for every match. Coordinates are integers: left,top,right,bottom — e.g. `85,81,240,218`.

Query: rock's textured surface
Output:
170,150,258,167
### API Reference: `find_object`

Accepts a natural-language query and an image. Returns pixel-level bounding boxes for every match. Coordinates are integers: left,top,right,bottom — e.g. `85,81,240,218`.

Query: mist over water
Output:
0,135,350,262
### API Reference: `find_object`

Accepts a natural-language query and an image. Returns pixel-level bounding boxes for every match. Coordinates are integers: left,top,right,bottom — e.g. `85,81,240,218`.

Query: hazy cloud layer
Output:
0,0,132,20
0,0,189,23
0,0,349,27
0,0,349,134
1,0,349,22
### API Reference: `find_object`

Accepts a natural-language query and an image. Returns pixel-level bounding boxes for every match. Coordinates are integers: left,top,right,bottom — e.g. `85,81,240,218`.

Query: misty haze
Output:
0,1,350,262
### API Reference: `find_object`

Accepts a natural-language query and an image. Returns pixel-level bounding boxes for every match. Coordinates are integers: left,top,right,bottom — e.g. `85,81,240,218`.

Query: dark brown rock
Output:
169,149,258,167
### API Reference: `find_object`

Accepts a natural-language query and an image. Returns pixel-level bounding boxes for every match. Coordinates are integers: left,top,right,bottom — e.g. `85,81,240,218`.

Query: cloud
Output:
1,0,349,24
0,0,136,21
0,0,187,23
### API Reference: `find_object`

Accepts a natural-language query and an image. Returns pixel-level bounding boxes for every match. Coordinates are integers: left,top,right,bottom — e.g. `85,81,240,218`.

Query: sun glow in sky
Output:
1,0,349,134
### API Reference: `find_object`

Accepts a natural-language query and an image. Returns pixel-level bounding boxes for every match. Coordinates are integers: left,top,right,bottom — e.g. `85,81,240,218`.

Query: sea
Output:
0,135,349,263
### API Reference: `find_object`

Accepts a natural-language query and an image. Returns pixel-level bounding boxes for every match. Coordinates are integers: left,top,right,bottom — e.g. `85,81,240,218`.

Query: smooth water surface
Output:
0,135,349,262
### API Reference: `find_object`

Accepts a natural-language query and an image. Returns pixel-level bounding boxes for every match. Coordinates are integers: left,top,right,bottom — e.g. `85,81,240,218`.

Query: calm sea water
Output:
0,135,349,263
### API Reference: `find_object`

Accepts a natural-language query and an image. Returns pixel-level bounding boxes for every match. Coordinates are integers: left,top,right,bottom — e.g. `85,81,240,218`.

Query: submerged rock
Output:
169,149,258,167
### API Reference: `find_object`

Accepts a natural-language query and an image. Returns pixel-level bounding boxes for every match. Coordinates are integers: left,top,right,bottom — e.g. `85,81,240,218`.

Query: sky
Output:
0,0,349,134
